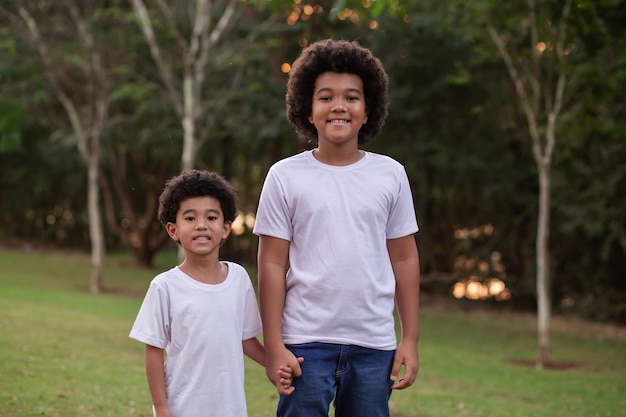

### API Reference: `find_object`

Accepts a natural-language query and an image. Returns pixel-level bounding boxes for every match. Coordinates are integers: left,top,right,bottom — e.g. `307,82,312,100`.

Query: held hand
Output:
390,340,419,390
275,357,304,395
266,347,303,395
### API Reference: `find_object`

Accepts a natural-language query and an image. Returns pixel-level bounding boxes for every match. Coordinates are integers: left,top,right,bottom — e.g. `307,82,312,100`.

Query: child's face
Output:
309,72,368,147
166,196,232,255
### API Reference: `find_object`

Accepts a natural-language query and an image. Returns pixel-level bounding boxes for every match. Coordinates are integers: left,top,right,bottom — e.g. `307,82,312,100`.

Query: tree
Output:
129,0,282,171
1,1,112,292
484,0,572,368
405,0,579,366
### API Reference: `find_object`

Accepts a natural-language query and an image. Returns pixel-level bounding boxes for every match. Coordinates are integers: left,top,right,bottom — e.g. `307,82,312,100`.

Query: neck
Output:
313,147,364,166
179,258,226,284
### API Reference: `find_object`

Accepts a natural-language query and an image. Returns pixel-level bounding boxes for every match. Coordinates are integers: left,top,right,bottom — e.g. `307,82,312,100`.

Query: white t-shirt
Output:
253,150,418,350
129,262,262,417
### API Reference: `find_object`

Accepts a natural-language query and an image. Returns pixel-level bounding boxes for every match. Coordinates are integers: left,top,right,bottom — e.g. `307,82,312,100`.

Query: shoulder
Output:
365,151,403,167
364,151,407,174
224,262,256,292
225,262,252,281
150,267,178,285
268,151,310,172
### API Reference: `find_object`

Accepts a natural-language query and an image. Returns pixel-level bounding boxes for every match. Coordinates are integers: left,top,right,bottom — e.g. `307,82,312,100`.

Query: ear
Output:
308,115,313,124
219,221,233,247
166,222,179,242
222,221,232,239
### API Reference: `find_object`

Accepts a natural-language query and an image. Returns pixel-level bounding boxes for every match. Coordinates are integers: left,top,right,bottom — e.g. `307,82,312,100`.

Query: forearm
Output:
243,337,265,366
144,345,168,411
395,255,421,344
259,270,286,351
257,236,289,351
257,235,303,386
388,236,421,344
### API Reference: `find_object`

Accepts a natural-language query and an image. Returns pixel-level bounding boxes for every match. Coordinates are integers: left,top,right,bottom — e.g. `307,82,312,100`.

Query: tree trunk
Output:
88,153,104,293
535,161,551,367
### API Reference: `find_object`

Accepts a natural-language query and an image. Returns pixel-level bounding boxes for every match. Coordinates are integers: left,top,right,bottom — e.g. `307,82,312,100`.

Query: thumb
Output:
292,356,304,377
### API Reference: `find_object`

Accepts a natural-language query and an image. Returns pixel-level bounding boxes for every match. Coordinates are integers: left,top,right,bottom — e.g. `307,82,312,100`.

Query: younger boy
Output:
130,169,295,417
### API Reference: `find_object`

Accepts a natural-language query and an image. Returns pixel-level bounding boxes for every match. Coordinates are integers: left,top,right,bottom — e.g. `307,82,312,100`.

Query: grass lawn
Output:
0,246,624,417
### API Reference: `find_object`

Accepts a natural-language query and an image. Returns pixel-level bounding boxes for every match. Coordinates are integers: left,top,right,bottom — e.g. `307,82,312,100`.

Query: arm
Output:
145,344,172,417
242,337,265,365
257,235,303,386
387,234,421,390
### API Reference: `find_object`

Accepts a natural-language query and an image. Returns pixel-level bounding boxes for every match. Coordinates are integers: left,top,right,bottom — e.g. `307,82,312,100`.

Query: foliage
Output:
550,0,626,322
0,0,624,321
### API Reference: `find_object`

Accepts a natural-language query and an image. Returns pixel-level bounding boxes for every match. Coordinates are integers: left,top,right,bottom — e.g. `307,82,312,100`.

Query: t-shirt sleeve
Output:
128,281,170,349
242,280,263,341
252,166,293,241
386,165,419,239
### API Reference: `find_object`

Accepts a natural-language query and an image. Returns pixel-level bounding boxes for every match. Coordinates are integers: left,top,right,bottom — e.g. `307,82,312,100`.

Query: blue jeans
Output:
277,342,395,417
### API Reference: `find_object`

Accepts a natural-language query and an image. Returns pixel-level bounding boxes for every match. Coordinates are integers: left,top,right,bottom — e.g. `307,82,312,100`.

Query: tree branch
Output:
486,19,542,164
130,0,183,117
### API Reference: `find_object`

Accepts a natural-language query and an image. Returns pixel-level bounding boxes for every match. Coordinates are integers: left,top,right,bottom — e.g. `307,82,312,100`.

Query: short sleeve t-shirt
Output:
129,262,262,417
253,150,418,350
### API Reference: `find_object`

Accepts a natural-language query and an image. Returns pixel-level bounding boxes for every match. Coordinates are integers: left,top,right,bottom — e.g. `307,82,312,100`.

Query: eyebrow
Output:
315,87,363,95
181,208,221,216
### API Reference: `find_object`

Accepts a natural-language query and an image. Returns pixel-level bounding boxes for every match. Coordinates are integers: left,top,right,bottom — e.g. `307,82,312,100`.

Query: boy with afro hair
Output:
254,39,421,417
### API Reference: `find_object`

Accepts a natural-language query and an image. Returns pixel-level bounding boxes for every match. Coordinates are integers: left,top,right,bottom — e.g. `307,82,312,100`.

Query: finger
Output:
291,359,303,377
389,354,404,383
391,377,411,390
391,364,418,390
276,383,295,396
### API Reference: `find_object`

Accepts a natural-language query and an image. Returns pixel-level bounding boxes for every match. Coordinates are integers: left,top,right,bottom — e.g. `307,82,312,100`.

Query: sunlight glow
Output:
452,225,510,301
536,42,547,54
232,211,256,236
231,213,245,236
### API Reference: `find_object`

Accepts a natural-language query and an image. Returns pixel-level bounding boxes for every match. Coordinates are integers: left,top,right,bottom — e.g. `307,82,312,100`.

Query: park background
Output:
0,1,624,416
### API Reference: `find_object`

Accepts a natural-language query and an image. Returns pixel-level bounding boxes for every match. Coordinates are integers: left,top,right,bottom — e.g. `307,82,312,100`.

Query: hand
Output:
390,339,419,390
266,346,303,395
275,357,304,395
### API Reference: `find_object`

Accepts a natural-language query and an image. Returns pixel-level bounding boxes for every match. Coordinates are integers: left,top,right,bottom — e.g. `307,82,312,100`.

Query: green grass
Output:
1,247,625,417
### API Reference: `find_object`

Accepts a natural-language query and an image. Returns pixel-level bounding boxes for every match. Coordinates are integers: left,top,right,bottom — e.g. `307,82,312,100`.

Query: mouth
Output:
328,119,349,124
193,235,211,242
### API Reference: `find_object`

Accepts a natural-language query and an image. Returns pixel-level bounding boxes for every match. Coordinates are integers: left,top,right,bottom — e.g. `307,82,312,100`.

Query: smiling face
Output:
308,72,368,148
166,196,232,257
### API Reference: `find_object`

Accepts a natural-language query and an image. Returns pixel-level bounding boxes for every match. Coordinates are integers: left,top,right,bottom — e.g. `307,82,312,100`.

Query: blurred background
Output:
0,0,624,325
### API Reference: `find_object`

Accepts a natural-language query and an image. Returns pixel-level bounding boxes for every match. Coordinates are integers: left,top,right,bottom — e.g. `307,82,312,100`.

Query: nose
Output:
331,99,347,111
195,219,207,229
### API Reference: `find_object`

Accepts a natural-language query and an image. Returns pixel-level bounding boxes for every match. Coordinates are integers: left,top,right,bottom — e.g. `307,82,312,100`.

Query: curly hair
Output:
157,170,238,226
286,39,389,145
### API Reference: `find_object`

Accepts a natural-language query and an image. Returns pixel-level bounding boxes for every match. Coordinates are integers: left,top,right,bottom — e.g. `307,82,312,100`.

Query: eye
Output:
184,215,195,222
208,215,217,221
